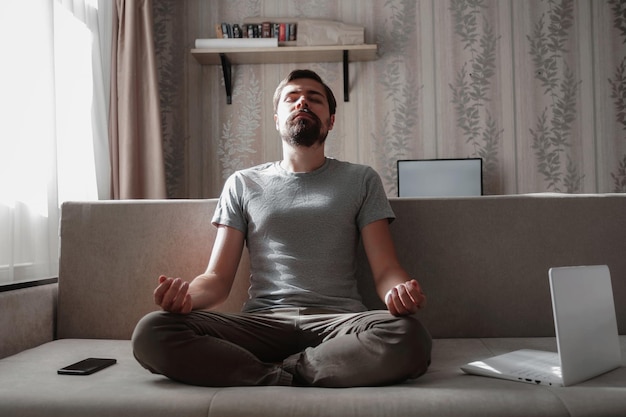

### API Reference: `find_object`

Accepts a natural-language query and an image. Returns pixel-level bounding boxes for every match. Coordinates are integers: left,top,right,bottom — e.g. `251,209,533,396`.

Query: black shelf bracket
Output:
219,53,233,105
343,49,350,102
218,49,352,104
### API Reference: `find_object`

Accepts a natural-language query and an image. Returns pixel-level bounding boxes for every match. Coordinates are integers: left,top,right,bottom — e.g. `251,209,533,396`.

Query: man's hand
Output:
384,279,426,317
153,275,193,314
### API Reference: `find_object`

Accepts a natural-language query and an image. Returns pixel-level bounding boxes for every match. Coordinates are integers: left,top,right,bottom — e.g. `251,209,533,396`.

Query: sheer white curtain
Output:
0,0,112,284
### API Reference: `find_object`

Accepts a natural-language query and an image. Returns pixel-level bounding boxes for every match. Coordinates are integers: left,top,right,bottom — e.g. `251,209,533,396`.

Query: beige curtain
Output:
109,0,166,199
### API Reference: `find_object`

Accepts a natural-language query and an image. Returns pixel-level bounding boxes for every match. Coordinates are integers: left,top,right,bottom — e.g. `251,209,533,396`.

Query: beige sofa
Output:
1,195,625,417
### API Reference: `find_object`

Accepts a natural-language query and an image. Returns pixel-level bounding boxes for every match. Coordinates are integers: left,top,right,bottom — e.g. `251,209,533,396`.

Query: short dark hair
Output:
273,69,337,115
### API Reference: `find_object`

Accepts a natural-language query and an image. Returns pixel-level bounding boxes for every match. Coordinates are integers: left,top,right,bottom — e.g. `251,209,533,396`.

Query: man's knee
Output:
133,311,167,348
383,314,432,379
131,310,179,372
403,315,432,378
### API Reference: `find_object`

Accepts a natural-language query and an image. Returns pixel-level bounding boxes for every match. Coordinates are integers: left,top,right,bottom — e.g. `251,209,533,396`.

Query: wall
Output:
153,0,626,198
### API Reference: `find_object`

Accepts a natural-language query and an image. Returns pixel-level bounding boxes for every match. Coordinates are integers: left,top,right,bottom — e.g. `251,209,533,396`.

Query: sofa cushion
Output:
7,337,626,417
0,339,218,417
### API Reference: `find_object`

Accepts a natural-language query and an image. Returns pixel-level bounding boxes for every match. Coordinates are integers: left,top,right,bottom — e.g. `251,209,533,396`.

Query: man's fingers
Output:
389,287,411,316
386,280,427,316
181,293,194,314
396,285,419,314
385,289,400,316
153,276,193,314
163,278,184,309
406,280,426,309
153,276,173,305
169,281,190,312
388,299,400,317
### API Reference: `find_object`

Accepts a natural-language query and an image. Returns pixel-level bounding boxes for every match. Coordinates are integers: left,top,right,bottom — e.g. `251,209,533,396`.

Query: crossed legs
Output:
131,309,431,387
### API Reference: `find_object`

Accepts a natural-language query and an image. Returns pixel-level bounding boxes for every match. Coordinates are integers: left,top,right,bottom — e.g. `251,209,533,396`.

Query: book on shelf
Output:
262,22,271,38
242,17,365,46
208,18,365,47
215,19,298,46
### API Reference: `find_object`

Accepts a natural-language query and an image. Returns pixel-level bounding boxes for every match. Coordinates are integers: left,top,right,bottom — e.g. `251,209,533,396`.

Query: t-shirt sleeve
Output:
211,172,248,235
356,166,396,230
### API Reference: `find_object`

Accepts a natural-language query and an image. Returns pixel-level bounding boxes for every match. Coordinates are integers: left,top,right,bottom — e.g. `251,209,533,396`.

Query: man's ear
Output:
328,114,336,131
274,113,279,131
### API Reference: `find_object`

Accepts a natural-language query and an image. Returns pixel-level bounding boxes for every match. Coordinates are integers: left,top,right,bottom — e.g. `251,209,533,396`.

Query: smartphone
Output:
57,358,117,375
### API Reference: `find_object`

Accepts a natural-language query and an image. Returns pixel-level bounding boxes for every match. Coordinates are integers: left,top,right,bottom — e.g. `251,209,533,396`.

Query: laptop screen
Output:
397,158,483,197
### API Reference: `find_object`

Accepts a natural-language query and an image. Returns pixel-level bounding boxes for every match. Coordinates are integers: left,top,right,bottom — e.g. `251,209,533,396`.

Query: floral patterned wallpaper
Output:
153,0,626,198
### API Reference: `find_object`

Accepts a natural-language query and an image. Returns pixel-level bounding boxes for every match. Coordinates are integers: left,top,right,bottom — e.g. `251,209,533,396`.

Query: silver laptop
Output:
461,265,622,386
397,158,483,197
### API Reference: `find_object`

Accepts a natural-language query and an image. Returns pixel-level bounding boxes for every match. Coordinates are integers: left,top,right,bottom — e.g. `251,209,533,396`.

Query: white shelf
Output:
191,44,377,65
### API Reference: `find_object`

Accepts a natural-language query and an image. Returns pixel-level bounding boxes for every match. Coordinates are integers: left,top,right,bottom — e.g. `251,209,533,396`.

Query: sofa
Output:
1,194,625,417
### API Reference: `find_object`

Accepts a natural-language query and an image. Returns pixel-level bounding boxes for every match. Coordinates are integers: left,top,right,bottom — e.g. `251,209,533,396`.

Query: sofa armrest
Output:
0,282,57,359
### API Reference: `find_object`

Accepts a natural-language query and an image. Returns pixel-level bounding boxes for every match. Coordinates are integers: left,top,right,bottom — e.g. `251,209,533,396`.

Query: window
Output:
0,0,111,285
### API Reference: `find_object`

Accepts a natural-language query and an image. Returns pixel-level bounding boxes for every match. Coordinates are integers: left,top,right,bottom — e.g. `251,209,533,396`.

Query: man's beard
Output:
282,109,329,148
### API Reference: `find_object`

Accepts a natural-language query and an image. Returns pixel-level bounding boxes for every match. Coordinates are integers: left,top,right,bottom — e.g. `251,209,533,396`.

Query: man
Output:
132,69,431,387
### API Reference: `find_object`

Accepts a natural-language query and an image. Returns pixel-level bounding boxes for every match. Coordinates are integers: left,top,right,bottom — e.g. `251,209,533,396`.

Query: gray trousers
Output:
131,308,431,387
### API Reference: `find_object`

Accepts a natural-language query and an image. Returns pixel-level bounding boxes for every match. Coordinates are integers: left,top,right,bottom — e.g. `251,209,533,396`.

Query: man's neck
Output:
280,141,326,173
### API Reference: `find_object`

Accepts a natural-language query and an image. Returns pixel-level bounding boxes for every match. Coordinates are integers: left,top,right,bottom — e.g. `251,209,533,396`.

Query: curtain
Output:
110,0,167,199
0,0,112,284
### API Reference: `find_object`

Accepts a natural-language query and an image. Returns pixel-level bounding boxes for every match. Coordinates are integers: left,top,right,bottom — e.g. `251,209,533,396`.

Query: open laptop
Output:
397,158,483,197
461,265,622,386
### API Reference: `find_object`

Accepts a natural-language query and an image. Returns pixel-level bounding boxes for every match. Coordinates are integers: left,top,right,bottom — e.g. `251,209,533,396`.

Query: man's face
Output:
274,78,335,147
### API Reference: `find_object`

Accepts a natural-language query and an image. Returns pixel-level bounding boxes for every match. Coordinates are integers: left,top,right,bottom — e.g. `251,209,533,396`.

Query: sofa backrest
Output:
57,200,246,340
359,195,626,338
57,195,626,340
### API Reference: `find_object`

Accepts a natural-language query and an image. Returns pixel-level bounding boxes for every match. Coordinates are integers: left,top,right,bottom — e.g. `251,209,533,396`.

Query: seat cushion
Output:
2,337,605,417
0,339,218,417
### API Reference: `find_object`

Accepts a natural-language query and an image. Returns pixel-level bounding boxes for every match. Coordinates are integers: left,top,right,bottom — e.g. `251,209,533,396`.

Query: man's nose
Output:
295,96,309,109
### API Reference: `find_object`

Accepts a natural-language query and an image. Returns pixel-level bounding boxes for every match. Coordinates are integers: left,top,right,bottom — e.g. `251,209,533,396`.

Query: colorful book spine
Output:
215,20,298,43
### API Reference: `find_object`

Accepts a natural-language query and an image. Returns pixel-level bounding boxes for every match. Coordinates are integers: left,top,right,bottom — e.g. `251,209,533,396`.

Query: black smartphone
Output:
57,358,117,375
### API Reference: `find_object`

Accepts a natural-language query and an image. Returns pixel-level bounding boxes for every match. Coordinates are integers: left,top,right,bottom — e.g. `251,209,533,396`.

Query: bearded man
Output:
131,69,432,387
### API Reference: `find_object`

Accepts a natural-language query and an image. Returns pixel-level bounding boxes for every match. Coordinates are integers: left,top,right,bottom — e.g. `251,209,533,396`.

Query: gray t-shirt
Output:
212,158,395,313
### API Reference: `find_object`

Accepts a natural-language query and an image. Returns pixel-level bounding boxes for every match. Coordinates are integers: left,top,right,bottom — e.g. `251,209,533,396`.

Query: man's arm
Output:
153,225,245,313
361,219,426,316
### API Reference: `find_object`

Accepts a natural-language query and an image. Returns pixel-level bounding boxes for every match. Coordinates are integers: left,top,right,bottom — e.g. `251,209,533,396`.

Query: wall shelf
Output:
191,44,378,104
